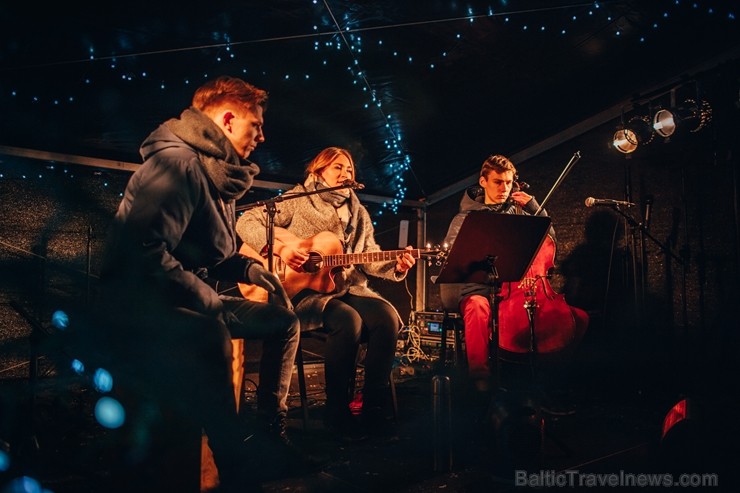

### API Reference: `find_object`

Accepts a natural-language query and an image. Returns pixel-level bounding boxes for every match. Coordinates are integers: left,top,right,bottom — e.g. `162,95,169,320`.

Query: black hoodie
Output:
439,185,554,301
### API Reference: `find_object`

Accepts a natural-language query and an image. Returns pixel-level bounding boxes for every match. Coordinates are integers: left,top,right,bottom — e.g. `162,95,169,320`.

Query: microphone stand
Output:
608,205,683,267
617,165,681,327
623,162,641,324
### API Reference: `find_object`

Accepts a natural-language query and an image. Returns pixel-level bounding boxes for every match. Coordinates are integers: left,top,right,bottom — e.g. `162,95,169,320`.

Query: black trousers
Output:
322,294,400,414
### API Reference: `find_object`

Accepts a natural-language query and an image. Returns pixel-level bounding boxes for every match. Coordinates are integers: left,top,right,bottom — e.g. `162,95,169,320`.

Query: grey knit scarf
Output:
313,180,350,208
165,107,259,200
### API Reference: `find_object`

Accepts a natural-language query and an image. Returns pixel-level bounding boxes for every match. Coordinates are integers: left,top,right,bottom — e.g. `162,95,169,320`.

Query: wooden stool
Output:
200,338,245,492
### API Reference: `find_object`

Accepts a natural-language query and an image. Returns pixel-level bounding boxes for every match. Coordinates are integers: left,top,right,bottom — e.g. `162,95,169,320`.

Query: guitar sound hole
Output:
302,252,323,273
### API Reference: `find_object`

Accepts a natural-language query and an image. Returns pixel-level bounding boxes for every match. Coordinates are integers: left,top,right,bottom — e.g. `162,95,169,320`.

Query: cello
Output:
498,152,589,354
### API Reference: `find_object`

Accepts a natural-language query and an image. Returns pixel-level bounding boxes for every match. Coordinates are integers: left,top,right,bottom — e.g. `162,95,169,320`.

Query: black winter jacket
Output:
100,123,257,316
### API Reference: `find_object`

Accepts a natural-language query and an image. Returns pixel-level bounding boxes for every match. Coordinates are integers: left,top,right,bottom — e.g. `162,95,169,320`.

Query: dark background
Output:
1,1,740,491
2,1,739,199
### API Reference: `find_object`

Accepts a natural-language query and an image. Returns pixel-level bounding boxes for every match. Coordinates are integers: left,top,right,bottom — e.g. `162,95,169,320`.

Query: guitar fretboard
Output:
324,249,422,267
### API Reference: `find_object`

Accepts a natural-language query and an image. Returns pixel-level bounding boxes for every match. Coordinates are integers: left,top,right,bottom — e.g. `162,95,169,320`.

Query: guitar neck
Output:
324,249,421,267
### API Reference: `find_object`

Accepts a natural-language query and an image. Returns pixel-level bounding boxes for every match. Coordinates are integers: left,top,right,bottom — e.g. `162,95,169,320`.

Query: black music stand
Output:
434,211,551,389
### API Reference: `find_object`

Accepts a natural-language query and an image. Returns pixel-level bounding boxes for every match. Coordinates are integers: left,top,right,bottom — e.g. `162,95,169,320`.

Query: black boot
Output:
209,434,264,493
217,462,264,493
361,405,399,443
324,402,368,443
249,412,326,480
360,387,398,442
266,411,293,446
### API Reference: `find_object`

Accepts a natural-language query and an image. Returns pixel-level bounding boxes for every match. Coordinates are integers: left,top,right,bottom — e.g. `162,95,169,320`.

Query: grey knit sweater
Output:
235,182,406,331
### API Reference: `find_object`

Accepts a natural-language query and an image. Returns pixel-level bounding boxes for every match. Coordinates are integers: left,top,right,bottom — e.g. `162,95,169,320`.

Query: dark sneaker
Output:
324,407,368,443
248,412,325,480
267,411,292,446
206,434,264,493
361,406,399,443
217,464,264,493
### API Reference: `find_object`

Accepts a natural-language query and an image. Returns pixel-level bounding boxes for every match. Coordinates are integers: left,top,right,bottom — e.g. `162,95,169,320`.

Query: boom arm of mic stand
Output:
235,181,359,212
609,205,683,265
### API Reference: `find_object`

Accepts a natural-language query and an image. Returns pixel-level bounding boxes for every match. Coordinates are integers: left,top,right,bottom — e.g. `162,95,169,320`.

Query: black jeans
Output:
322,294,400,414
223,297,300,417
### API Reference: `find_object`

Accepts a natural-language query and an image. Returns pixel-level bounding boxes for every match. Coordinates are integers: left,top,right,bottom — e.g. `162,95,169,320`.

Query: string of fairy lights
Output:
1,1,736,215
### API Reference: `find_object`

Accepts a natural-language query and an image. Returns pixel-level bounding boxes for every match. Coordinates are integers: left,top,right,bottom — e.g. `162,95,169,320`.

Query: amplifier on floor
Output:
413,311,462,361
414,311,460,336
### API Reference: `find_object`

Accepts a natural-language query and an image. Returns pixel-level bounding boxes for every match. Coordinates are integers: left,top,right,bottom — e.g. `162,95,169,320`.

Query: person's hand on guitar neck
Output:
395,245,417,274
246,263,293,310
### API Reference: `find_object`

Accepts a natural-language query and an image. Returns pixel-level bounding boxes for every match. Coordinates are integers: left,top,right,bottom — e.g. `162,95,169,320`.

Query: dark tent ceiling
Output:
2,1,739,208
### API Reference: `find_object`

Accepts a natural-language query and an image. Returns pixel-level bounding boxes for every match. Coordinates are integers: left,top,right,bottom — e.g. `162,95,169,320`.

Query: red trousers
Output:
459,295,492,378
459,294,590,378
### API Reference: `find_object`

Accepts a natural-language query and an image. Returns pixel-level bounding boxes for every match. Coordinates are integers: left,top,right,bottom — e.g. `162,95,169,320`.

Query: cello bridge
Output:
519,277,537,301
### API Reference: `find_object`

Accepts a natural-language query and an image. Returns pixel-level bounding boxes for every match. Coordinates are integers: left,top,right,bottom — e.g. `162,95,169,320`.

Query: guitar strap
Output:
342,193,361,251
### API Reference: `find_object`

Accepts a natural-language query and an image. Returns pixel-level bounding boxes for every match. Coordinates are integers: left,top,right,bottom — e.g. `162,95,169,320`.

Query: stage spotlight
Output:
653,109,676,138
612,116,654,154
653,99,712,138
612,128,638,154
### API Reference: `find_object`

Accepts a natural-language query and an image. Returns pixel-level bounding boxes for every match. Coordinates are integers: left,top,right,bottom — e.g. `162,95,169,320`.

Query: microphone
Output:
342,179,365,190
584,197,636,207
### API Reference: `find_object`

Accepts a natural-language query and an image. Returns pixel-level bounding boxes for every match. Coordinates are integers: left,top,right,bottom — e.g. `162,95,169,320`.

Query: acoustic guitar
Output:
238,230,439,301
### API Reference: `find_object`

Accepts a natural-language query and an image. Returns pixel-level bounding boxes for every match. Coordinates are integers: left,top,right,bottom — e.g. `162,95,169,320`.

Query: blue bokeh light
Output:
94,397,125,429
1,475,44,493
70,359,85,375
92,368,114,393
50,310,69,330
0,448,10,472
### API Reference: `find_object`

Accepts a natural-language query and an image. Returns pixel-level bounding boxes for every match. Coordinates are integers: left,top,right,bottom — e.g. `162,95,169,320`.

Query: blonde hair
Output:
305,147,354,179
480,154,517,178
